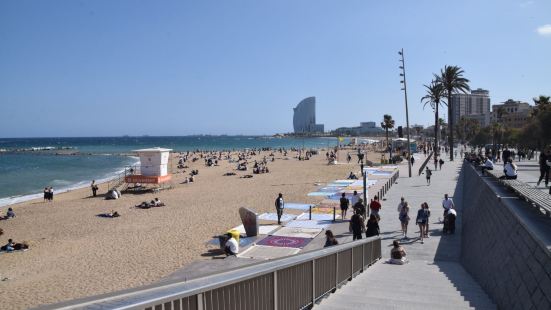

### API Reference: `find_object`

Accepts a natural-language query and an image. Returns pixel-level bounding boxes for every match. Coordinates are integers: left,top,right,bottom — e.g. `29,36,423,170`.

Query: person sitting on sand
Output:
6,207,15,219
153,198,165,207
324,230,338,247
3,239,15,252
224,232,239,256
388,240,408,265
189,175,195,182
348,172,358,180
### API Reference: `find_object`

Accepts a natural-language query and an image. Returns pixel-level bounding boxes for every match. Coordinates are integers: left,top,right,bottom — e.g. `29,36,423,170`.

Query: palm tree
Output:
421,80,446,153
380,114,395,150
533,95,551,116
436,65,470,161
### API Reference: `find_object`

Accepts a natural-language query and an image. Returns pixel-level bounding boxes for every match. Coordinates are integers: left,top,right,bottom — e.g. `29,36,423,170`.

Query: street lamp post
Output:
358,151,368,218
399,48,412,178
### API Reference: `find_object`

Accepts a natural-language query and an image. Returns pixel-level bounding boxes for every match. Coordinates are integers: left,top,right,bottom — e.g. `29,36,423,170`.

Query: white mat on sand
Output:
272,227,323,239
284,203,313,211
258,213,298,222
237,245,300,260
297,213,338,221
285,220,331,229
232,224,280,235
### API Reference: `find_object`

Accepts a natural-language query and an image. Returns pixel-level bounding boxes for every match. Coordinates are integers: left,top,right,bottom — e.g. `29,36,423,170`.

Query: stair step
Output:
318,294,487,310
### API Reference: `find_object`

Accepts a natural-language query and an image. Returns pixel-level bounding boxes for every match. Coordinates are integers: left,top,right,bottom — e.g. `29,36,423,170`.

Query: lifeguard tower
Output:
124,147,172,189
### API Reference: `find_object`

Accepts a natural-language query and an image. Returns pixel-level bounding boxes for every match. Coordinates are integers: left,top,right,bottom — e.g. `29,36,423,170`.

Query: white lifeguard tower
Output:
125,147,173,185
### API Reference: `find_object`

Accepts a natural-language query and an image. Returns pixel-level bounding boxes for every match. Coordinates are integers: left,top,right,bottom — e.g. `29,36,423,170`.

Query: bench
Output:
482,166,551,217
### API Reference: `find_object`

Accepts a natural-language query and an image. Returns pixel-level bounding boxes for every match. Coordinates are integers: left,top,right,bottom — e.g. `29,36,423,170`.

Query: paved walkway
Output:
316,159,497,310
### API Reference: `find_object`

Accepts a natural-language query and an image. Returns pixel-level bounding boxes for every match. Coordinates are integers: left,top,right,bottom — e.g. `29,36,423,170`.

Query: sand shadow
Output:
201,249,225,259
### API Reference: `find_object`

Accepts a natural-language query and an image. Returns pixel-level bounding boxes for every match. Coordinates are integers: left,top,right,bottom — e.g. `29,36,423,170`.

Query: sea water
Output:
0,136,340,207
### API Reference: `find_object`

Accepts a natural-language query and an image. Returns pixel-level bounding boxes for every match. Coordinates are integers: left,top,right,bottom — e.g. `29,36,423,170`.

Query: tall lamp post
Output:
399,48,412,178
359,151,368,217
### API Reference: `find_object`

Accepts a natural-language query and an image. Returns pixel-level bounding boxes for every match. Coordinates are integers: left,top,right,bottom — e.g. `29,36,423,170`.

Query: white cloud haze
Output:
536,24,551,36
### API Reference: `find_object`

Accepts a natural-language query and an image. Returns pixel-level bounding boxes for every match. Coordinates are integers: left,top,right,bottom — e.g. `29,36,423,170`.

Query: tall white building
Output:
451,88,491,127
293,97,324,133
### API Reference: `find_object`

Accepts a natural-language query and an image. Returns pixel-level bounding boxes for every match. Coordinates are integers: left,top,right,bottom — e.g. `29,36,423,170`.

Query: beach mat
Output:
284,203,313,211
232,224,280,235
319,186,344,192
257,235,312,248
272,227,322,239
311,206,336,214
258,213,297,222
297,213,337,221
307,192,334,197
333,180,356,184
285,220,331,229
237,245,300,260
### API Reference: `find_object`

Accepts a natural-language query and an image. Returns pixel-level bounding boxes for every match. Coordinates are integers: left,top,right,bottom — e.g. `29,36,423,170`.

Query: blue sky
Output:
1,0,550,137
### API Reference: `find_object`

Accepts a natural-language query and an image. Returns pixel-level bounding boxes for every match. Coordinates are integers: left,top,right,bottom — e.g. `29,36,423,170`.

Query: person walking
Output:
365,214,380,238
439,158,444,170
416,203,430,244
434,156,438,171
369,195,382,220
339,193,350,220
353,198,366,220
48,187,54,202
397,200,410,239
423,202,431,237
349,208,365,241
425,167,432,185
275,193,284,225
91,180,98,197
537,149,549,187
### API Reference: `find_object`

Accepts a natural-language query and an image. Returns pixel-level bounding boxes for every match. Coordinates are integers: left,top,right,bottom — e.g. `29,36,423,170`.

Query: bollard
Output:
333,206,336,222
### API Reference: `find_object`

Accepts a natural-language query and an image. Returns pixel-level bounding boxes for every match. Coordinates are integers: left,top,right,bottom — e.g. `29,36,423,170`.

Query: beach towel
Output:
232,224,280,235
333,180,356,184
307,192,335,197
284,203,313,211
257,235,312,248
285,220,331,229
258,213,297,222
297,213,337,221
311,206,336,214
319,186,344,192
272,227,322,239
237,245,300,260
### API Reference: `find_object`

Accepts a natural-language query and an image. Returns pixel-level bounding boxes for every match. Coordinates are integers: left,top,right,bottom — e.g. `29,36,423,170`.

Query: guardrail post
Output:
312,260,316,307
350,247,354,279
197,293,203,310
335,252,339,289
362,244,365,272
273,271,278,310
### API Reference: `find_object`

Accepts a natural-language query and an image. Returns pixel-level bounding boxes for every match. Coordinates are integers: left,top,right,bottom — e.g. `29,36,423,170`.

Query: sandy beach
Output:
0,148,383,309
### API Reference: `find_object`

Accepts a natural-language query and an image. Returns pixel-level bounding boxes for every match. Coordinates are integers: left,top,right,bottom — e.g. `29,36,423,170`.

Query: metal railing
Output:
377,170,400,200
49,237,381,310
418,152,434,176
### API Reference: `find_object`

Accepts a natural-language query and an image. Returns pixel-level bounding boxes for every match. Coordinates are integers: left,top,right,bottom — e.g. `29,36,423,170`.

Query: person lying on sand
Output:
1,239,29,252
135,201,153,209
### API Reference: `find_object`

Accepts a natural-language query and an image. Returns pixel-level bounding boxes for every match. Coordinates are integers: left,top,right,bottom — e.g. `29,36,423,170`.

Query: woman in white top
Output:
503,159,518,180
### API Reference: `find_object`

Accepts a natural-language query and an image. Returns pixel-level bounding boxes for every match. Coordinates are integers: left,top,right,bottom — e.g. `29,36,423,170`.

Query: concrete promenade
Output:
316,158,497,309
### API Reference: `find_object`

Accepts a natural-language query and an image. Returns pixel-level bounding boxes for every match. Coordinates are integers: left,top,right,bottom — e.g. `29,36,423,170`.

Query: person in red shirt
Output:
369,195,382,220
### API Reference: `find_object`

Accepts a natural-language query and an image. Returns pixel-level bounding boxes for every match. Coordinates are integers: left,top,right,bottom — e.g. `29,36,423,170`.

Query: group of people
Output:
135,198,165,209
43,187,54,202
396,197,432,243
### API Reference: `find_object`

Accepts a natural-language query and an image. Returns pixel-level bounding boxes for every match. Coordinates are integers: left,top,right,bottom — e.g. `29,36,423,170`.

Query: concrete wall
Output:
461,164,551,310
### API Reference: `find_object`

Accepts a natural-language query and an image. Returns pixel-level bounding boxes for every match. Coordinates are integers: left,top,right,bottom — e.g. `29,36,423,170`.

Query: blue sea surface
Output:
0,136,340,206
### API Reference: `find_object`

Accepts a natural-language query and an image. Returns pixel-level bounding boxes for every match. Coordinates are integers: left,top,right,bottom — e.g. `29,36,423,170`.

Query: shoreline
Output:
0,156,140,208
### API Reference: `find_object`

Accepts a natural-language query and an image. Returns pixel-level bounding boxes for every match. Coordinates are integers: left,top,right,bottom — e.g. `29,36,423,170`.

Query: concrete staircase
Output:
316,260,495,309
316,157,496,310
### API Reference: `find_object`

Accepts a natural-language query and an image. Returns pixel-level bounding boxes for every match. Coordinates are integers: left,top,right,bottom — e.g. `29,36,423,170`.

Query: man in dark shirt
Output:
537,150,549,187
339,193,349,220
275,193,284,224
